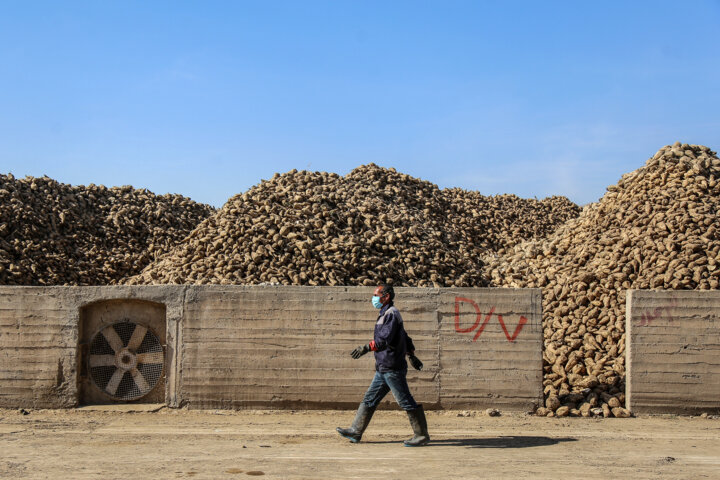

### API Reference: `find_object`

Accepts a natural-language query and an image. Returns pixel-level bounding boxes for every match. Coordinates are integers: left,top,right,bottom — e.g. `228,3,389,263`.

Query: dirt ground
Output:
1,406,719,480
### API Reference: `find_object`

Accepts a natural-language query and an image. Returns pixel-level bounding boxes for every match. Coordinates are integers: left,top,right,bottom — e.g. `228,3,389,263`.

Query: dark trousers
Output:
362,369,419,411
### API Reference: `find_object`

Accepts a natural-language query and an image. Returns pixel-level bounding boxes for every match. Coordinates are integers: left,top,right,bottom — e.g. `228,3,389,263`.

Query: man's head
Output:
373,284,394,307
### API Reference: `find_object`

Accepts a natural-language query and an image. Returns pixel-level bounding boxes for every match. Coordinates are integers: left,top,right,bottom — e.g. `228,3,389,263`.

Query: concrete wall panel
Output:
627,290,720,414
0,286,184,409
180,286,542,411
181,286,443,409
437,288,543,410
0,287,78,408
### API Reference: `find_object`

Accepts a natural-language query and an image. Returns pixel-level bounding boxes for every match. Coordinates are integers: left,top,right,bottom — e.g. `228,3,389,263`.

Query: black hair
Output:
379,283,395,301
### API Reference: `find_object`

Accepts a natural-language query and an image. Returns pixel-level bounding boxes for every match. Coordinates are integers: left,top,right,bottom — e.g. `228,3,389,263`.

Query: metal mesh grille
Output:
89,332,113,355
113,322,135,348
88,321,164,401
137,328,163,354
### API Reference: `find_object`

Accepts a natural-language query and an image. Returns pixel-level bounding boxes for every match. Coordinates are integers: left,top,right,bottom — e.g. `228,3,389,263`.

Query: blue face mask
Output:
371,296,383,309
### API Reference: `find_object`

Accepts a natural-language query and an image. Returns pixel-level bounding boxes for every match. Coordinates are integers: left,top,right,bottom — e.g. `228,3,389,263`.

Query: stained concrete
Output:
0,285,542,411
181,286,543,410
627,290,720,414
0,286,184,408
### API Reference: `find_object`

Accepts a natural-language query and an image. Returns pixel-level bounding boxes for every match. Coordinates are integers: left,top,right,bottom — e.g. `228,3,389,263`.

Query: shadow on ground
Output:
368,436,578,448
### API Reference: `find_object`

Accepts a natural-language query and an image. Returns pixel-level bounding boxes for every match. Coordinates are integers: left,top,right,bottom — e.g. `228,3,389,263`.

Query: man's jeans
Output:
362,370,419,411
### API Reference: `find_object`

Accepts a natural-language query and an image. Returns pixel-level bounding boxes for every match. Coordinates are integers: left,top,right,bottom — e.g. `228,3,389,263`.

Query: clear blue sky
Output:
1,1,719,207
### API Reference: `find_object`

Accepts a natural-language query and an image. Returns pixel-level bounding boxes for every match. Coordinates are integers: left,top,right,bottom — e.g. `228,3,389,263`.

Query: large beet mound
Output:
0,174,216,285
125,164,580,287
487,142,720,417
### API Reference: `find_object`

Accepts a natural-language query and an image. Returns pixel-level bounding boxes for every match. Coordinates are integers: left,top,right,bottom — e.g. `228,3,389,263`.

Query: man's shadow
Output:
369,436,577,448
430,436,577,448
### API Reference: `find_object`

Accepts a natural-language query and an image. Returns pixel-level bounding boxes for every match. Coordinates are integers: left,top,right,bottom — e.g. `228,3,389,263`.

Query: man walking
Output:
336,284,430,447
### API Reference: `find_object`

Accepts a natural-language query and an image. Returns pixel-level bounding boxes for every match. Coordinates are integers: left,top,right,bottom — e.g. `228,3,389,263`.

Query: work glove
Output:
409,354,423,371
351,344,371,359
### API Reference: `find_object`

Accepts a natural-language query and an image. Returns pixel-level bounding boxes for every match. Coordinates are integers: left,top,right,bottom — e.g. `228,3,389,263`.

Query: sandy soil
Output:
1,406,719,479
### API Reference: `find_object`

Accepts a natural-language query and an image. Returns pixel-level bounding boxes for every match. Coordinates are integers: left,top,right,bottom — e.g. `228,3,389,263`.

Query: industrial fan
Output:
87,321,164,401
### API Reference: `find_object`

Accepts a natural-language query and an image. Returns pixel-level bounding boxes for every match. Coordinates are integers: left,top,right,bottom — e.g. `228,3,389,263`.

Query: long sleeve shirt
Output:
370,302,415,372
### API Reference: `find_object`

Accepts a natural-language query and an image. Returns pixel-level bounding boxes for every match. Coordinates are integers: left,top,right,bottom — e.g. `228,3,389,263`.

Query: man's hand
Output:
409,354,423,371
351,344,371,359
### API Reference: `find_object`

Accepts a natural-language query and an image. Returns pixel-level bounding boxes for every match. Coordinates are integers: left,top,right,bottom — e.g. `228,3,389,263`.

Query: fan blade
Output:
102,326,124,353
127,324,147,351
89,354,116,367
131,367,151,394
137,352,163,365
105,369,125,396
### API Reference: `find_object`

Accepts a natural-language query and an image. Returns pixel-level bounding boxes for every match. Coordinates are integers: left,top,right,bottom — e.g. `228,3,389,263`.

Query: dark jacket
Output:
370,302,415,372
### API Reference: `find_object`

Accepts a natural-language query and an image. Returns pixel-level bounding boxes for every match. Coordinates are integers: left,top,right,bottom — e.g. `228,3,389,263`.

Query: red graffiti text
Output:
638,298,678,327
454,297,528,343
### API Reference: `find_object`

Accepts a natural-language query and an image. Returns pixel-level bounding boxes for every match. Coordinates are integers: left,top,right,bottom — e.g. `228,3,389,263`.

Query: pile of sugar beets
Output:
0,174,215,286
125,165,579,287
487,143,719,417
3,142,718,417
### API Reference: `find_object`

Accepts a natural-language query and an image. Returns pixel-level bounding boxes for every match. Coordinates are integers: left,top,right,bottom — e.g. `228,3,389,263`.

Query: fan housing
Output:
87,321,164,401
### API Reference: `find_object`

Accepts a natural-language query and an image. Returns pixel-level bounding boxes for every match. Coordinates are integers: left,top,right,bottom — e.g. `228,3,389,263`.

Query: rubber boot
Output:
336,403,376,443
404,404,430,447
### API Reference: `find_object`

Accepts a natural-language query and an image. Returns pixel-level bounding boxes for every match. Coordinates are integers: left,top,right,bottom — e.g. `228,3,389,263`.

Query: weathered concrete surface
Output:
181,286,439,410
0,286,184,409
438,288,542,410
0,287,79,408
181,286,542,411
627,290,720,414
1,286,542,411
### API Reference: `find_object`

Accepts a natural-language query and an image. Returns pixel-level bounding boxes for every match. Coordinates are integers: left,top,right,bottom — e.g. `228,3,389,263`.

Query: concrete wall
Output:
627,290,720,414
0,285,542,411
0,286,185,408
0,287,79,408
181,286,542,410
437,288,542,409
